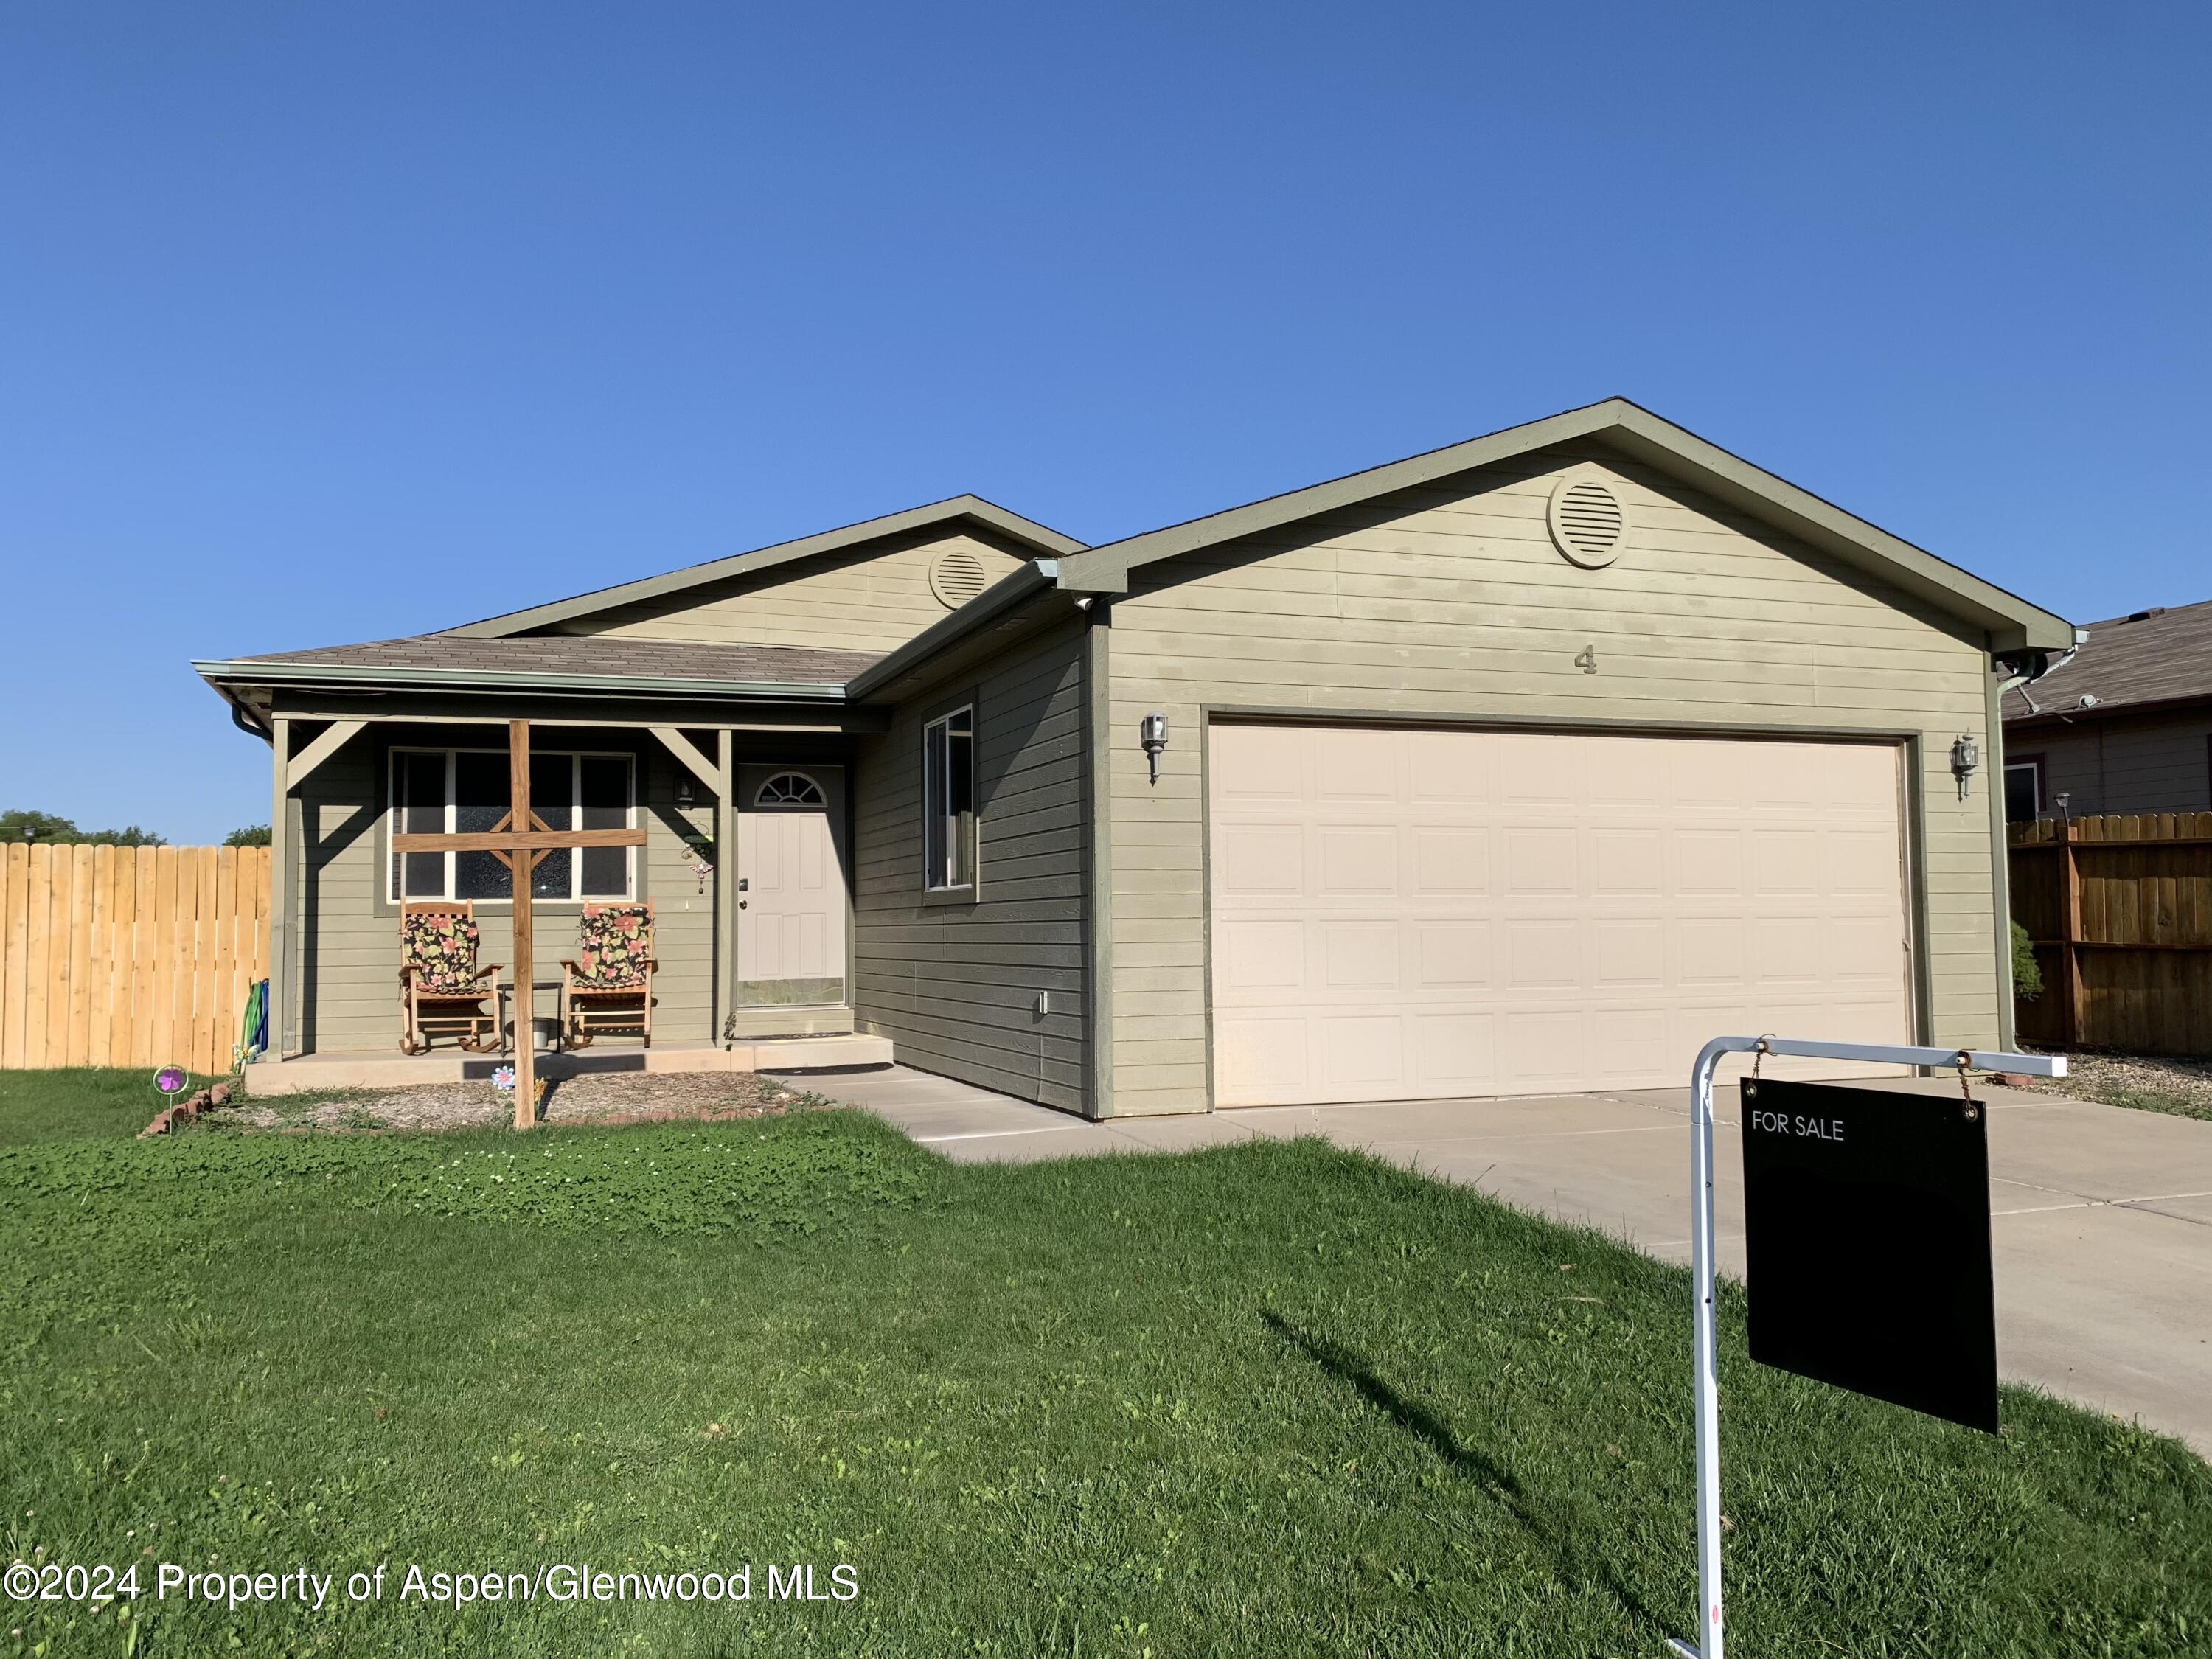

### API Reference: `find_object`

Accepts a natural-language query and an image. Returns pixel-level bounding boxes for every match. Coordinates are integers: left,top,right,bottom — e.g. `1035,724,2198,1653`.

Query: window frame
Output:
2003,754,2044,824
386,745,638,905
921,703,978,898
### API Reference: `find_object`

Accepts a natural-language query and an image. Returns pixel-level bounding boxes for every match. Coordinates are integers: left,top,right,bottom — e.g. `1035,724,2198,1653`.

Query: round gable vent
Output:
1547,476,1627,568
929,547,990,608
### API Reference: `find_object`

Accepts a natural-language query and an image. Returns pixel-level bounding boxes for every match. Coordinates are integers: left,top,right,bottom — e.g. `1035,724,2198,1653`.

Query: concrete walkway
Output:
779,1064,2212,1455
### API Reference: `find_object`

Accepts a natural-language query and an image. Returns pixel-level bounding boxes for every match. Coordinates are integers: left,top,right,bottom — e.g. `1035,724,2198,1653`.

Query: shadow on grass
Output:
1262,1310,1666,1638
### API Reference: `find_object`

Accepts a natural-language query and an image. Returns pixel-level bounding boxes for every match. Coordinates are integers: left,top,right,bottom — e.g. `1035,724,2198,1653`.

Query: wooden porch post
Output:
508,720,538,1130
717,728,735,1046
2058,817,2084,1049
267,716,291,1062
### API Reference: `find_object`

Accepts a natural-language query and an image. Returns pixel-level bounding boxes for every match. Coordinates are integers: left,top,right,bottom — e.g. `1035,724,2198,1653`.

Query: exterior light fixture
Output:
1140,712,1170,785
1950,733,1980,801
675,777,695,809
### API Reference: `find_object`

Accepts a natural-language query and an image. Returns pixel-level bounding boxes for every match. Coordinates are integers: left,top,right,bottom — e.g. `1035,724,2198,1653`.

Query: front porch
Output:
201,652,892,1102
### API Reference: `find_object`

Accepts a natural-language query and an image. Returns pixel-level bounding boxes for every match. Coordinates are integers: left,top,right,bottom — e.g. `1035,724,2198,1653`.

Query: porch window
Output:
389,749,636,902
2004,759,2042,824
922,707,975,891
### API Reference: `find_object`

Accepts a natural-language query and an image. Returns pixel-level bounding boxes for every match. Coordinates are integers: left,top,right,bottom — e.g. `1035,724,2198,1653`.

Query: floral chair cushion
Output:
574,905,653,990
402,912,484,995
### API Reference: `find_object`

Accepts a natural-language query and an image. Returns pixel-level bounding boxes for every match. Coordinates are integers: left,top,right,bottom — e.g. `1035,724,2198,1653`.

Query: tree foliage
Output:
223,824,273,847
2011,919,2044,1001
0,809,167,847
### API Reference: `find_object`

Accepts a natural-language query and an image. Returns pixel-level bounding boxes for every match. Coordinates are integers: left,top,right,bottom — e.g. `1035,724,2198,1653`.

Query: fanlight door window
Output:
754,772,826,807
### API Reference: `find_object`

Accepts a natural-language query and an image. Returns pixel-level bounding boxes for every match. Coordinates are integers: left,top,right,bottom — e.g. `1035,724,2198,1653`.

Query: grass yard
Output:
1,1074,2206,1657
0,1068,230,1147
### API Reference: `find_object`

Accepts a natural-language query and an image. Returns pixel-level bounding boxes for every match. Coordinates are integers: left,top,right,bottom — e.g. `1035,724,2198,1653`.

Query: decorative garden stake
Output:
154,1066,188,1099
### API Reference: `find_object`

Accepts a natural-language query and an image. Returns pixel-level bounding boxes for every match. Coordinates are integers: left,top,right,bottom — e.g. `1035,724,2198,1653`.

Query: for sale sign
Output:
1739,1077,1999,1433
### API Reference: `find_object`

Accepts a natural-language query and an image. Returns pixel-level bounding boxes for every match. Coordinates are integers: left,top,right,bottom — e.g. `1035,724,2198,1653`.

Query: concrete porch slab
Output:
249,1033,891,1094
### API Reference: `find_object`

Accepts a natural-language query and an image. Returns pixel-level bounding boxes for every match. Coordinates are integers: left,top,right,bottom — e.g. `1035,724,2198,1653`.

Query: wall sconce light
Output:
1140,712,1169,785
1950,733,1980,801
675,777,695,809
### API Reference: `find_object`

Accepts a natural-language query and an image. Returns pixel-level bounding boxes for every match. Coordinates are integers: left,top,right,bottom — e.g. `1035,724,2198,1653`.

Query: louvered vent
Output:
1547,476,1627,568
930,548,990,608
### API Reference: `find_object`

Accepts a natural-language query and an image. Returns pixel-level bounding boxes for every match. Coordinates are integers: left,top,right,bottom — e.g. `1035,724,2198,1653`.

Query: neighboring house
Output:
196,398,2071,1117
2000,599,2212,821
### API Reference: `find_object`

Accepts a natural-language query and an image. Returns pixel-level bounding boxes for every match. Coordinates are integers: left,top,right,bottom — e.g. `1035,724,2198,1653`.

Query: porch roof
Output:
196,634,883,702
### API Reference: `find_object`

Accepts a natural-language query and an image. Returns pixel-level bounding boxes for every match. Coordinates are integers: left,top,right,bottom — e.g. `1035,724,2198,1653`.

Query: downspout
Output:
1985,627,2084,1050
230,697,274,742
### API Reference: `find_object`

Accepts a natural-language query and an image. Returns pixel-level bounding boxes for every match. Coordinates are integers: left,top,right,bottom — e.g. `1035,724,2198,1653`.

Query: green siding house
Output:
195,399,2072,1116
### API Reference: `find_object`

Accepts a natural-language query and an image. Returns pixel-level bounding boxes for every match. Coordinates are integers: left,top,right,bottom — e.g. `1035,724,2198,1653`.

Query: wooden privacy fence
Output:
0,844,271,1075
2009,813,2212,1057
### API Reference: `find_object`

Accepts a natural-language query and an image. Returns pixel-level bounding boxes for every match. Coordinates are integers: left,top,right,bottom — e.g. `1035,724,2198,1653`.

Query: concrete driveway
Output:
781,1064,2212,1456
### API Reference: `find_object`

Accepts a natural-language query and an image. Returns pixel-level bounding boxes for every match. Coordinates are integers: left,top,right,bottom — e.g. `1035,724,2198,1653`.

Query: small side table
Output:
498,979,568,1054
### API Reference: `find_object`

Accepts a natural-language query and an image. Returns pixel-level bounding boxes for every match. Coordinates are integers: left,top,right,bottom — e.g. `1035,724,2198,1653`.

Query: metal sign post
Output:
1665,1036,2065,1659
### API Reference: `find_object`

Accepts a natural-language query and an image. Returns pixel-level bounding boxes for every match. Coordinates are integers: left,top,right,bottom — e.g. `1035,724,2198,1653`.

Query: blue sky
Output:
2,2,2205,844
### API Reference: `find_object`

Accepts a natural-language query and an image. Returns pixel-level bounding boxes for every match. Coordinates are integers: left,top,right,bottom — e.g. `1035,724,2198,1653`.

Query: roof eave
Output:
192,659,850,702
2003,689,2212,729
847,560,1062,703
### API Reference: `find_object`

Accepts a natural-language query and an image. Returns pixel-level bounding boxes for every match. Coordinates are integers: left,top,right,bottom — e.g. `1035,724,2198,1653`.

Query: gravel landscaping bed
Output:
228,1068,817,1133
2022,1051,2212,1123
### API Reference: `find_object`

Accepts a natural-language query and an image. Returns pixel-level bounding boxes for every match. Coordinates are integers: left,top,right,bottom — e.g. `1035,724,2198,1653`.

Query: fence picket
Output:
66,844,95,1066
1,846,27,1068
24,846,53,1068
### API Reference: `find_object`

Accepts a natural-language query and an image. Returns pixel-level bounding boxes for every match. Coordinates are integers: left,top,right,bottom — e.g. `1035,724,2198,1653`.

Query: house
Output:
195,398,2071,1116
2000,599,2212,821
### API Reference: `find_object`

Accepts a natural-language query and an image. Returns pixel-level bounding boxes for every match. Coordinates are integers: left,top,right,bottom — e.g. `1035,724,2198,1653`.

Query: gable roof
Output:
1051,398,2073,653
443,495,1084,640
2003,598,2212,723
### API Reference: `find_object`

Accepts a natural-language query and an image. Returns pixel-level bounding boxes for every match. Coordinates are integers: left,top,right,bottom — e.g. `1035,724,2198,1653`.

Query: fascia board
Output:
192,660,848,701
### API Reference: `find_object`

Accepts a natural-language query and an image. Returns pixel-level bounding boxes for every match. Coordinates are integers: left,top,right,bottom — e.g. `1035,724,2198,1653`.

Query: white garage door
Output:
1208,723,1914,1107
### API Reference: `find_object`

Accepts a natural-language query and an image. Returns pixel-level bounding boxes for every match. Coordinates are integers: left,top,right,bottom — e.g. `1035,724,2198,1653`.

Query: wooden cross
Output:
392,719,647,1129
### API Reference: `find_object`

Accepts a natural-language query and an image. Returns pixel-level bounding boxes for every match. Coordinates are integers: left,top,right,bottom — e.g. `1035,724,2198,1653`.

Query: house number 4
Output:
1574,644,1598,675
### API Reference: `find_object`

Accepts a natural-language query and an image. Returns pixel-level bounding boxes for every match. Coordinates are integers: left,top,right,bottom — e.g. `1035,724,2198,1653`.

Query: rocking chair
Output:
560,901,658,1049
397,901,504,1055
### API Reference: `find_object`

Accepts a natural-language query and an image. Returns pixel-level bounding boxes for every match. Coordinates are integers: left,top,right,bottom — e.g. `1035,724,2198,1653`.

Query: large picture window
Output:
389,748,635,902
922,707,975,891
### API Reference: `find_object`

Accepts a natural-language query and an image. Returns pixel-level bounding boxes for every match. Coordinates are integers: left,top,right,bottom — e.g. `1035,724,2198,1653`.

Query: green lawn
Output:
0,1077,2205,1656
0,1066,232,1147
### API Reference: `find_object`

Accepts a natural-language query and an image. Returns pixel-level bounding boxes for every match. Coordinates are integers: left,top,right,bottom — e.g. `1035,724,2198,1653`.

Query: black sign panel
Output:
1739,1077,1998,1433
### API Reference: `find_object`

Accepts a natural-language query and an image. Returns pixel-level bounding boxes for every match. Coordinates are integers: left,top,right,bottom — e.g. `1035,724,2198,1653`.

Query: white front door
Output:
736,765,847,1008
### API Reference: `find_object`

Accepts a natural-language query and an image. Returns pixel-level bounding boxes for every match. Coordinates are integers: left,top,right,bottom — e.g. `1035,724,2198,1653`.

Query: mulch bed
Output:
228,1069,816,1133
2018,1051,2212,1121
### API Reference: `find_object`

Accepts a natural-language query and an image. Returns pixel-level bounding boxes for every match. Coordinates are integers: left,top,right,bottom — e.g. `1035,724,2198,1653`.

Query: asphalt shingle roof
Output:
229,633,883,686
2008,598,2212,719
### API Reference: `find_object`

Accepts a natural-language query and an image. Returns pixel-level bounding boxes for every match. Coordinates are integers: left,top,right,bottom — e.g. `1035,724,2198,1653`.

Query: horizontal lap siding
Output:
853,624,1088,1112
574,532,1026,653
295,739,713,1053
1107,447,1999,1117
2008,717,2212,818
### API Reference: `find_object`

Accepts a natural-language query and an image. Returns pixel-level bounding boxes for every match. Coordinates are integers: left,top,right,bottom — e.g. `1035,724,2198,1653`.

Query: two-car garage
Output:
1206,722,1916,1107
